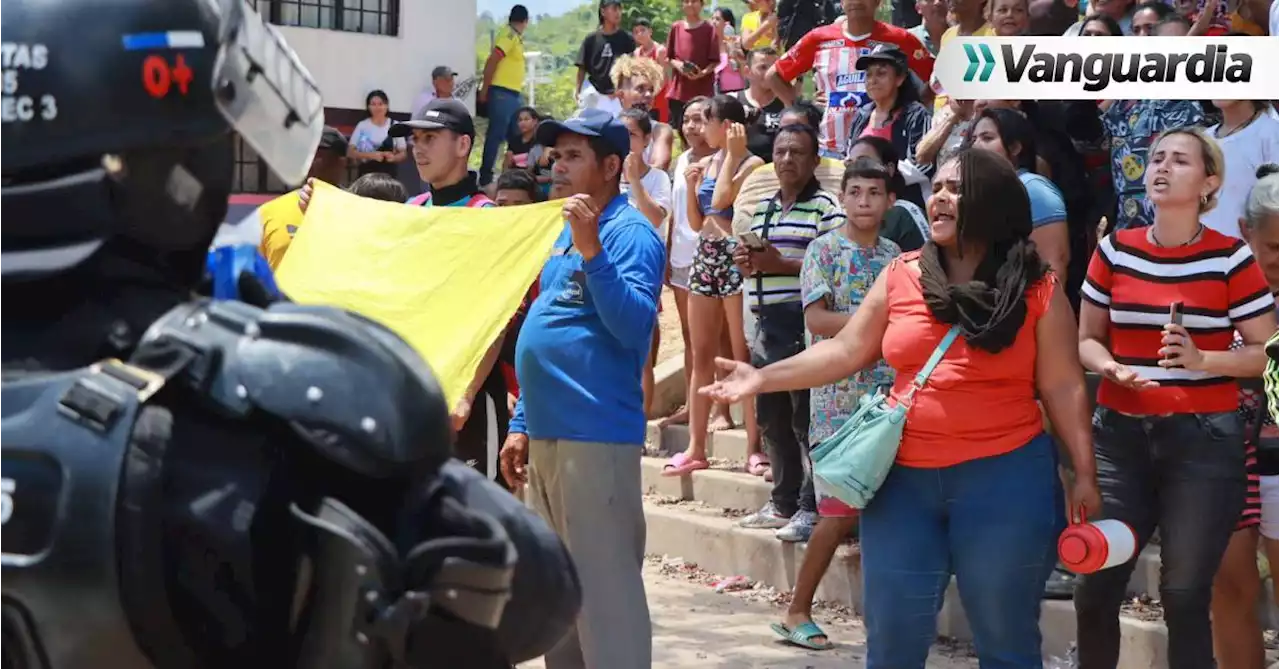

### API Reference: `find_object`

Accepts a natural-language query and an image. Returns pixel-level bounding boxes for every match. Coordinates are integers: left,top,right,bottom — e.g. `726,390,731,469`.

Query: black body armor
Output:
1,0,580,664
1,298,574,668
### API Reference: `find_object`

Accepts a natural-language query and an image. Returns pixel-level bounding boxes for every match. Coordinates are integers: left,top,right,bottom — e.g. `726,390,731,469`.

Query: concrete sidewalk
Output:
519,560,981,669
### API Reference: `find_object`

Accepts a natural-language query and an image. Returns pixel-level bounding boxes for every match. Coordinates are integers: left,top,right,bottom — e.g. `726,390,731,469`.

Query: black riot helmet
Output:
0,0,323,283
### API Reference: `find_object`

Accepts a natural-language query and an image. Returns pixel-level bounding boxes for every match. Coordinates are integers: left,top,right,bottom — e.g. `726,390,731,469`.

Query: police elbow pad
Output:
289,489,517,668
134,299,452,477
405,461,582,663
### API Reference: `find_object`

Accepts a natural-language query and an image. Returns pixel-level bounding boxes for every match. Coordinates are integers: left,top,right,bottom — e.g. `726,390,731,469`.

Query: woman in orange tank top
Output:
700,148,1101,667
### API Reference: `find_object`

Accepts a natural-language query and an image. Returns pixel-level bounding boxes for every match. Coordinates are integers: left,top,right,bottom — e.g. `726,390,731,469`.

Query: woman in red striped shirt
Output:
1076,127,1278,669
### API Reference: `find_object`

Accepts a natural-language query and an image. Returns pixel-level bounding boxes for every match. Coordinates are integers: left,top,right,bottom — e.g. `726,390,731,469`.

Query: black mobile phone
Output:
1166,301,1184,366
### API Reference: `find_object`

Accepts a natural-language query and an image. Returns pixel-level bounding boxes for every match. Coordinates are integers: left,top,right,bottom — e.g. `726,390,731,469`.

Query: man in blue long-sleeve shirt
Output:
499,109,664,669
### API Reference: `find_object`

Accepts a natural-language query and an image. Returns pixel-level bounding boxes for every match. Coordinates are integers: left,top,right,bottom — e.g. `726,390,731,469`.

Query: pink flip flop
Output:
661,452,710,477
747,452,771,477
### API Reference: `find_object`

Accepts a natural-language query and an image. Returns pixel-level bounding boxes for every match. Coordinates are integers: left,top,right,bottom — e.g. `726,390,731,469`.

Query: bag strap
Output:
900,326,961,406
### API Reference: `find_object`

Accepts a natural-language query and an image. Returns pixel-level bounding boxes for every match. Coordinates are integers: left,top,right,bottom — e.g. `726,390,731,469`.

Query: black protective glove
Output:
402,461,581,665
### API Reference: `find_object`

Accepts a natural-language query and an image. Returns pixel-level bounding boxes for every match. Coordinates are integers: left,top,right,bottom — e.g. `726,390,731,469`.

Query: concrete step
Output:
645,501,864,610
645,422,754,462
641,456,772,513
644,501,1170,667
646,422,1166,600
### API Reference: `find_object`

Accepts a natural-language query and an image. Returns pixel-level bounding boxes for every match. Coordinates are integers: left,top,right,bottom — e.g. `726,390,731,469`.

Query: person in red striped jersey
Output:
763,0,934,159
1075,127,1278,669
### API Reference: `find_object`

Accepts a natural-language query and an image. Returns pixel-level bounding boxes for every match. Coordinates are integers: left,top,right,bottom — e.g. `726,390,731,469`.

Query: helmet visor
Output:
206,0,324,187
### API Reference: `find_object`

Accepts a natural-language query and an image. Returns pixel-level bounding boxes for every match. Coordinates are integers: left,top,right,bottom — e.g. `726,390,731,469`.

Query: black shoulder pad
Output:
134,299,452,477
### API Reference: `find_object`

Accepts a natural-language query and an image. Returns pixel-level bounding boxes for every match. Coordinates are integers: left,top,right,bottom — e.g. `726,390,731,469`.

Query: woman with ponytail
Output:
699,147,1100,666
1076,129,1276,669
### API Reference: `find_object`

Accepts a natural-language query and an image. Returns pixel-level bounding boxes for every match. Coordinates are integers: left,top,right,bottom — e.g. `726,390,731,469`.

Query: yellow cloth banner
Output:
275,181,565,410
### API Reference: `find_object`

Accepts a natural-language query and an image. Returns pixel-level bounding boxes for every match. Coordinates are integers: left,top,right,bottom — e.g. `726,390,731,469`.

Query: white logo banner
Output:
935,37,1280,101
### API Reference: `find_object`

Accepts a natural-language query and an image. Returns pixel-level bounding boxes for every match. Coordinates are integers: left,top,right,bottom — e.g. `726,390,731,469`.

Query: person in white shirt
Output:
349,89,407,178
620,108,674,418
661,96,731,429
620,110,673,227
1203,100,1279,238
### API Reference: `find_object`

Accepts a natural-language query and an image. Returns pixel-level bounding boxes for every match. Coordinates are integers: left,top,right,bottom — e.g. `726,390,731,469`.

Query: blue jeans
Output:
861,433,1063,669
480,85,522,187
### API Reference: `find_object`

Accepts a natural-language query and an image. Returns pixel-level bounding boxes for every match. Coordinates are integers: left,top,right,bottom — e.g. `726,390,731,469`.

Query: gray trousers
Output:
526,439,652,669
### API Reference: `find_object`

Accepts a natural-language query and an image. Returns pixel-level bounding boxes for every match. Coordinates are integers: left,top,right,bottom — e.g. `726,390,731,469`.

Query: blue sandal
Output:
770,621,834,650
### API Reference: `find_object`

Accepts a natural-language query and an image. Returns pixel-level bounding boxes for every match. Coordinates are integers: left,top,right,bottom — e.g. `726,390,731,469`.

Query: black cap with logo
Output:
389,98,476,139
855,43,925,94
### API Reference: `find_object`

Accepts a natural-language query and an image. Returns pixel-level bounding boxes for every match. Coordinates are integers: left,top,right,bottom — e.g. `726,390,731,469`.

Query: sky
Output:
477,0,583,19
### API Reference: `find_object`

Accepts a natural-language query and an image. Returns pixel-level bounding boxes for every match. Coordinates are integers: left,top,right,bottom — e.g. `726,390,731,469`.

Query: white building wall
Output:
274,0,477,114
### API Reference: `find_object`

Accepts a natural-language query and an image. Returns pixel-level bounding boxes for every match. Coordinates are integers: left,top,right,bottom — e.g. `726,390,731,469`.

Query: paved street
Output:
520,560,982,669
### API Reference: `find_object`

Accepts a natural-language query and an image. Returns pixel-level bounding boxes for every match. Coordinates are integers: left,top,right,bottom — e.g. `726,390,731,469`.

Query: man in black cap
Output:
302,98,516,487
500,108,662,669
479,3,531,187
575,0,636,114
391,98,494,209
388,99,517,494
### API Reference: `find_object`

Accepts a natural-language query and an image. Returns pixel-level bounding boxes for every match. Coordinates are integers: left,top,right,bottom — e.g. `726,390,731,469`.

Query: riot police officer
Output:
0,1,580,667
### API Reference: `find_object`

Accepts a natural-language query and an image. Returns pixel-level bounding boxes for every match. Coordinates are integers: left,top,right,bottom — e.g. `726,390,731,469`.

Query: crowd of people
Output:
222,0,1280,666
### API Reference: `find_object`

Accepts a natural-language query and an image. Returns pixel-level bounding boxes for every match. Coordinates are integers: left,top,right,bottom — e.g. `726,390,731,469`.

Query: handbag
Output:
810,325,961,509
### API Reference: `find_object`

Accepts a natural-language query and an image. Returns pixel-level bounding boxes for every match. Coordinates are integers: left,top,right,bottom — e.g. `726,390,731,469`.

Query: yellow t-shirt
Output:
491,25,525,92
932,23,995,112
740,11,775,50
257,191,304,271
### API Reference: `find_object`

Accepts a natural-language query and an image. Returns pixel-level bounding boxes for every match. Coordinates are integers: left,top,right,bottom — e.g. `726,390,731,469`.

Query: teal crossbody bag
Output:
811,326,961,509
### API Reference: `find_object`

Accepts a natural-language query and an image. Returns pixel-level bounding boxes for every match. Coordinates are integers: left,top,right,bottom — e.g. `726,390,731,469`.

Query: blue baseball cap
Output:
535,109,630,159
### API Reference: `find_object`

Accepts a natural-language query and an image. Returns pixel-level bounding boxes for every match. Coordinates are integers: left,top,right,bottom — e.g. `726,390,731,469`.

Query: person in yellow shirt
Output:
257,126,349,270
478,4,531,188
931,0,994,112
741,0,779,50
